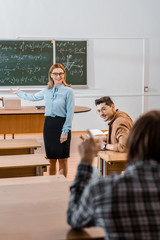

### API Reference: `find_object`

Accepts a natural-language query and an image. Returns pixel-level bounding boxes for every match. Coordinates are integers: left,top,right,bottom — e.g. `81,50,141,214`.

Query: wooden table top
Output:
0,176,104,240
0,139,41,149
74,106,91,113
0,154,49,168
0,106,91,115
98,150,128,162
0,175,66,186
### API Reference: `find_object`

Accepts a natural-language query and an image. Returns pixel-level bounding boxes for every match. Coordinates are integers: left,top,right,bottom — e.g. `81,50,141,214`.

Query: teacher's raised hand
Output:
10,87,20,94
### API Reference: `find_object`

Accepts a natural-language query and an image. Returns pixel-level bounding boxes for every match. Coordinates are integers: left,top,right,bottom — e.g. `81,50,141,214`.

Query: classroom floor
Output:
0,132,97,181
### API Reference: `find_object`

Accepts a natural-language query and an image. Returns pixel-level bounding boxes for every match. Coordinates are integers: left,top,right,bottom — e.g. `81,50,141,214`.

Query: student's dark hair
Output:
95,96,114,106
127,110,160,163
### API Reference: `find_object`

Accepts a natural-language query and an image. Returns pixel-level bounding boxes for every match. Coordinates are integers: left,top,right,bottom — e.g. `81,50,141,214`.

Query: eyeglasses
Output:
51,72,64,77
96,107,107,115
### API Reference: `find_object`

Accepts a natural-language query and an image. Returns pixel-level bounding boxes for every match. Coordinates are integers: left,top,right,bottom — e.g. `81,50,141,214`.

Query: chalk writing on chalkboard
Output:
0,41,53,86
56,41,87,85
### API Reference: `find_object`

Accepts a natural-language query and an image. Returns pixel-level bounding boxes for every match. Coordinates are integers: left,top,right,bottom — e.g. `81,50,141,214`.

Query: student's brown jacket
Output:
107,109,134,152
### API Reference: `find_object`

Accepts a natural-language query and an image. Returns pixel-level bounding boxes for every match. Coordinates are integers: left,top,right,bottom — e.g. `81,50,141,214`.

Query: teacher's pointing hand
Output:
10,87,20,94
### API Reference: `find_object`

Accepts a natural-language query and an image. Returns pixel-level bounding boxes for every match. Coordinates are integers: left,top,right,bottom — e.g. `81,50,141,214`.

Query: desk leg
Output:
103,159,106,177
29,148,35,154
98,157,103,176
36,166,44,176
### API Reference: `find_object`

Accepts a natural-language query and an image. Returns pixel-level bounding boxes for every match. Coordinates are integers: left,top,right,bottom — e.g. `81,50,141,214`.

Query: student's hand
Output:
60,134,68,144
10,87,20,94
79,130,102,165
95,135,107,143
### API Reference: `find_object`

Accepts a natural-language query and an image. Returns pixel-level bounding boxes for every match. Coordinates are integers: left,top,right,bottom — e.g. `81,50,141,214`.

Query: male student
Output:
67,110,160,240
95,96,133,152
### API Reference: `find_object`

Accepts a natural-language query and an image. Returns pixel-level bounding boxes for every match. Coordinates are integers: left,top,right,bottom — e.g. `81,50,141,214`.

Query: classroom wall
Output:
0,0,160,131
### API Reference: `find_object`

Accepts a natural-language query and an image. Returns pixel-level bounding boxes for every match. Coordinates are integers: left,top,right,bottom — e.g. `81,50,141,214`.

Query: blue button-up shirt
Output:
17,84,75,135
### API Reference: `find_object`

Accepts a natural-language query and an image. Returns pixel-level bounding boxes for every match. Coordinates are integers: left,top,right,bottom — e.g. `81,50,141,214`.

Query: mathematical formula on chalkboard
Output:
0,40,87,86
56,41,87,85
0,41,53,86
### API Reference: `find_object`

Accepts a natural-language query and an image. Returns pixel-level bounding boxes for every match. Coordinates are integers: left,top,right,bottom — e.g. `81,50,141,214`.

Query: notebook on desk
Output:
4,99,21,110
88,129,107,137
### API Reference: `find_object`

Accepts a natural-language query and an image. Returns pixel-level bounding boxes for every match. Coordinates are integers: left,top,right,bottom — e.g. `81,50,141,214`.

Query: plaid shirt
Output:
67,160,160,240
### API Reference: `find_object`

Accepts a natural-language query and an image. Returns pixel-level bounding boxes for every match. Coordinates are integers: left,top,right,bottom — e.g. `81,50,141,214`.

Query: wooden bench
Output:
0,139,41,155
0,154,49,178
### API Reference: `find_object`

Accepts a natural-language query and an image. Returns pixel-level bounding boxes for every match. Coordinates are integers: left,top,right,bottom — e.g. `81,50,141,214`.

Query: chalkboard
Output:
0,41,53,86
55,41,87,85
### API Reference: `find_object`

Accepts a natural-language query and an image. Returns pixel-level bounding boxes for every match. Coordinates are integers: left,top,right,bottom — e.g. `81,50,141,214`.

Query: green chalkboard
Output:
55,41,87,85
0,41,53,86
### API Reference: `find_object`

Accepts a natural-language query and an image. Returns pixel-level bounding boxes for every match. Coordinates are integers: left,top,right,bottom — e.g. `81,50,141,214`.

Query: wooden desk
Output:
0,154,49,178
0,175,66,186
0,106,45,134
74,106,91,113
98,150,127,176
0,106,91,135
0,176,104,240
0,139,41,155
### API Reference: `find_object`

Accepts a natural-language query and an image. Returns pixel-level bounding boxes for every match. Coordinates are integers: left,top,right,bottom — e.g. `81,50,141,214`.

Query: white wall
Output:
0,0,160,131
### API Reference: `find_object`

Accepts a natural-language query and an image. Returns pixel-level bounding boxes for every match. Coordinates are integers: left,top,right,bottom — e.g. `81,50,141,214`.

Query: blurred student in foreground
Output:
67,110,160,240
95,96,133,152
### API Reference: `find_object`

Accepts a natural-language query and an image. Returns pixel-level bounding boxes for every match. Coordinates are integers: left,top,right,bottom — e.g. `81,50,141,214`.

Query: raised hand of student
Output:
79,130,101,165
10,87,20,94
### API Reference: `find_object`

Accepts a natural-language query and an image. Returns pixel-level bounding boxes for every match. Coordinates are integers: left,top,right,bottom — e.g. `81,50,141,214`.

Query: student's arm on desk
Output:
106,131,128,153
105,143,115,151
105,137,127,152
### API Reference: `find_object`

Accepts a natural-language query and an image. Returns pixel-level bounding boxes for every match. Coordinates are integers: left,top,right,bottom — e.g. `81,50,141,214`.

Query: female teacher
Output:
10,63,75,177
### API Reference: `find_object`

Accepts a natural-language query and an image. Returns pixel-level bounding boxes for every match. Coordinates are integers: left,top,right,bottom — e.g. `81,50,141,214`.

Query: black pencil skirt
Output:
43,116,71,159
